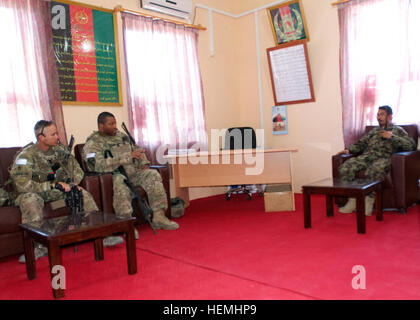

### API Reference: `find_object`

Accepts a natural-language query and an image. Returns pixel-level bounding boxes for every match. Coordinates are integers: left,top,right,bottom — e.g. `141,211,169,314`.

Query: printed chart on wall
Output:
267,39,315,105
51,0,122,105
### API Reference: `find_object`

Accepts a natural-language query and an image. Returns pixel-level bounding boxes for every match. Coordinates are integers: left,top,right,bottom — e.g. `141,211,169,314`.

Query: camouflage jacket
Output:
0,187,9,206
9,143,84,195
348,125,416,157
83,131,150,177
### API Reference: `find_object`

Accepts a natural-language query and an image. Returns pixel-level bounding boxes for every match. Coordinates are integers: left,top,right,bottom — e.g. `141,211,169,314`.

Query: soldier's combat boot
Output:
152,209,179,230
365,196,375,216
339,198,356,214
103,235,124,247
19,244,48,264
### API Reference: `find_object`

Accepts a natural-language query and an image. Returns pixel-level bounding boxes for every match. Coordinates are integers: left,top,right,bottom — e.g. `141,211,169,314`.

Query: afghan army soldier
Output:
336,106,416,215
10,120,99,263
83,112,179,238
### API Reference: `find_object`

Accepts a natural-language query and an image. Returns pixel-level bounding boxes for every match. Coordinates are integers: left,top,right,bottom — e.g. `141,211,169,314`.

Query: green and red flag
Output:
51,1,120,104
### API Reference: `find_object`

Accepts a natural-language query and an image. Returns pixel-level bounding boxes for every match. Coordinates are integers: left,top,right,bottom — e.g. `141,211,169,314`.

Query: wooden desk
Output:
165,148,297,210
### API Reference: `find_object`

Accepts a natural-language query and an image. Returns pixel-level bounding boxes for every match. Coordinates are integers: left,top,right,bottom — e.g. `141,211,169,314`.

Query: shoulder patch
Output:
86,152,96,159
16,158,28,165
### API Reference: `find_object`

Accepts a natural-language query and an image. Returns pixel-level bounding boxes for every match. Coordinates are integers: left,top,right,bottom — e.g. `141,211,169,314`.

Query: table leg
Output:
94,238,104,261
326,195,334,217
172,163,190,208
177,187,190,208
355,196,366,234
375,185,383,221
23,231,36,280
303,189,311,228
126,223,137,275
48,241,64,299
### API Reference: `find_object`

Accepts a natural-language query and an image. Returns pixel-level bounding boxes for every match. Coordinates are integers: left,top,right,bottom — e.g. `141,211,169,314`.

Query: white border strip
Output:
196,1,288,18
255,11,265,131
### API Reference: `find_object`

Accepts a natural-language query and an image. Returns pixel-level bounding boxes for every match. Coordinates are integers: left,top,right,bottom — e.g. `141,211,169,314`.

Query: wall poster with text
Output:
51,0,122,105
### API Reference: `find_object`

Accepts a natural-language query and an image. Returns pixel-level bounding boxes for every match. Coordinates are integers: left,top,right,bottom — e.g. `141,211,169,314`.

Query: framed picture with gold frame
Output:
266,0,309,46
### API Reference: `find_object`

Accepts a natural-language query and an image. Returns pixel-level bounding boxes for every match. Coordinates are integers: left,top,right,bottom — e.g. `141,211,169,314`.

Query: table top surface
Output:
302,178,382,190
163,147,298,159
19,211,135,237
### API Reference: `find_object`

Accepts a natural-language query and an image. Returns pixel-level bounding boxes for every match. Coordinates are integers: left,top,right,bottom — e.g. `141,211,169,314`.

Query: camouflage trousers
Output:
0,188,9,206
113,168,167,219
338,154,391,182
15,189,99,224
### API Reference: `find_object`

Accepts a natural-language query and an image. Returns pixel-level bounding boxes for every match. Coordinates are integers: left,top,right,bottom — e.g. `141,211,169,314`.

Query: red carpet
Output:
1,193,420,300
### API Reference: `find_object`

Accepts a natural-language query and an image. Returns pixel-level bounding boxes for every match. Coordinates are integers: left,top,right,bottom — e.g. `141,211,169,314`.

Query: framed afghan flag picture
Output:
51,0,122,105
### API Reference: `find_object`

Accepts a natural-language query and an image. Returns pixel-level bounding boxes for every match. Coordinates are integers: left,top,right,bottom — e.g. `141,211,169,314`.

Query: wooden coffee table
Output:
19,212,137,299
302,178,383,234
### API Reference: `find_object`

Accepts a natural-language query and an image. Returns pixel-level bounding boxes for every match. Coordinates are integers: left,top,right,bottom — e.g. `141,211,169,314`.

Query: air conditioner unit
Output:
141,0,193,20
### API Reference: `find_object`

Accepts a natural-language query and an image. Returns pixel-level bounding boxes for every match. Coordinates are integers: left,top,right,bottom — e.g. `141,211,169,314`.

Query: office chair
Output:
224,127,258,201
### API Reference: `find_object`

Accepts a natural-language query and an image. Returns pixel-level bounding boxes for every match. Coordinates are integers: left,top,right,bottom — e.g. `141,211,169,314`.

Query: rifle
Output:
66,135,75,159
120,122,167,171
103,149,157,234
119,165,157,235
121,122,136,146
67,135,83,224
55,134,84,226
49,135,75,178
55,183,84,219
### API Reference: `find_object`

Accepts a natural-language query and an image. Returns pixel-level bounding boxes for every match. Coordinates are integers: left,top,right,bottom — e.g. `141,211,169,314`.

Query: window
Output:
122,14,207,155
0,3,51,147
339,0,420,145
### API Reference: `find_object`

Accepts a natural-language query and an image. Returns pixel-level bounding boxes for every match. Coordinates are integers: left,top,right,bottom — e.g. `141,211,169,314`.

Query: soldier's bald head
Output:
97,112,115,127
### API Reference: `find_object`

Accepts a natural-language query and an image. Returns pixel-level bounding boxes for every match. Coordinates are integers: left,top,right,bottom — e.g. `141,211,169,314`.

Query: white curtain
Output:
0,0,65,147
338,0,420,146
121,13,207,162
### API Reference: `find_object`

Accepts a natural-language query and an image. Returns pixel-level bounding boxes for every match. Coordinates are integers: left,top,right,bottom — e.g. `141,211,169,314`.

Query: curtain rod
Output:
331,0,368,6
331,0,352,6
332,0,370,7
114,6,206,30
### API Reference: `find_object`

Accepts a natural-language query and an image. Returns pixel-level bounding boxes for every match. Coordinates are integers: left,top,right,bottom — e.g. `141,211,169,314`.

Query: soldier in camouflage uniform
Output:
337,106,416,215
83,112,179,234
0,187,9,206
10,120,99,262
